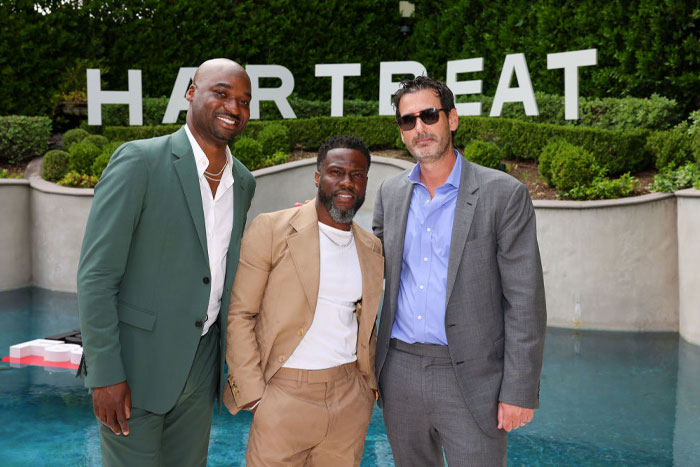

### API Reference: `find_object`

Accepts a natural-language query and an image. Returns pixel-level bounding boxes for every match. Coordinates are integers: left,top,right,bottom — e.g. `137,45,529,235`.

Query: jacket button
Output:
298,328,304,337
278,355,285,363
195,320,204,328
203,277,210,284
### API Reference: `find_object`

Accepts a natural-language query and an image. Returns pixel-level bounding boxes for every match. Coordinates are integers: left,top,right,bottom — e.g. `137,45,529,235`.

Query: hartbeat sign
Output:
86,48,596,126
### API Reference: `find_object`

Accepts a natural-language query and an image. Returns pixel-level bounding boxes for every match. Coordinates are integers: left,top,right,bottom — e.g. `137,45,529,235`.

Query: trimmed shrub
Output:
43,150,71,182
542,142,600,191
68,140,101,175
232,137,264,171
564,173,640,200
257,123,290,155
261,151,290,168
455,117,651,175
62,128,89,151
0,116,51,164
91,141,124,178
645,130,695,169
83,134,109,149
538,140,570,184
649,162,700,192
462,141,504,170
103,125,181,141
58,171,99,188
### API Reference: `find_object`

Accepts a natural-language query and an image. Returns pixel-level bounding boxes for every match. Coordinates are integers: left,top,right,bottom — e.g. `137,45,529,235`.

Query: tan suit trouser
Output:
246,361,375,467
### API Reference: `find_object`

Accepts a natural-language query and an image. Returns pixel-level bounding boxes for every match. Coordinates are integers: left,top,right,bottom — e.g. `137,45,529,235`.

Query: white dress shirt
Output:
184,125,234,336
284,222,363,370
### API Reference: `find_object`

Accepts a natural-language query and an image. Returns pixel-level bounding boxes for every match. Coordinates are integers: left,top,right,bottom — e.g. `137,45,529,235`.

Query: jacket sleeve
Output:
496,182,547,409
225,214,272,412
77,143,148,388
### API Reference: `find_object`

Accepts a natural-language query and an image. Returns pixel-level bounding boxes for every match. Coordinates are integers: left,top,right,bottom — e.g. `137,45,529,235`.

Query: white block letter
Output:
87,69,143,125
163,67,197,124
246,65,296,119
547,49,597,120
446,58,483,116
490,54,538,117
315,63,361,117
379,61,428,115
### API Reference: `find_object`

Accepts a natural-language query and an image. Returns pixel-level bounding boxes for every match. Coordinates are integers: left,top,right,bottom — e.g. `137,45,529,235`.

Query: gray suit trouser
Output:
380,339,507,467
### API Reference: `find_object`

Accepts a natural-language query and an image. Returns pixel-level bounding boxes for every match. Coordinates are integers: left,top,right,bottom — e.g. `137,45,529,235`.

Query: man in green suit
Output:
77,58,256,466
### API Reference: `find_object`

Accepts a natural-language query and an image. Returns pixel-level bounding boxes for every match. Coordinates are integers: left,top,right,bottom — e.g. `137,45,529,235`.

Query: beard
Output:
317,186,365,225
407,131,451,163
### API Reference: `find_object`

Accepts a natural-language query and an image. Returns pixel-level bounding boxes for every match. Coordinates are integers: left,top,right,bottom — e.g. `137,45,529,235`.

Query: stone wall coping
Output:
533,191,675,209
24,157,95,197
251,154,415,177
675,188,700,198
0,178,29,186
15,156,692,205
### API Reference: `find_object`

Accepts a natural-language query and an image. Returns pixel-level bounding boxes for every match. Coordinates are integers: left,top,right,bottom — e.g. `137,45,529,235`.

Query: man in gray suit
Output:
373,76,546,466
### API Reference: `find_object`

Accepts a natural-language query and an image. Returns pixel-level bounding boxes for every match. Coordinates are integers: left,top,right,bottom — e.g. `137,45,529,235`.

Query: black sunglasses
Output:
396,108,445,131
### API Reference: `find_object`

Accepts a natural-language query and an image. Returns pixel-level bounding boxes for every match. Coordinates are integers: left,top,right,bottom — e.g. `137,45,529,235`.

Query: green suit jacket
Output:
77,126,256,413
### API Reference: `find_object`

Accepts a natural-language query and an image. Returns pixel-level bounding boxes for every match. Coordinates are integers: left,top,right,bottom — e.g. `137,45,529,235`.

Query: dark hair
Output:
393,75,456,119
316,135,371,170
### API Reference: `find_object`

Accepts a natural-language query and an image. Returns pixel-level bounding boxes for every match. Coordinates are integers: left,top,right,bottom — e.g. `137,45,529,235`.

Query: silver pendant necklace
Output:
319,225,354,248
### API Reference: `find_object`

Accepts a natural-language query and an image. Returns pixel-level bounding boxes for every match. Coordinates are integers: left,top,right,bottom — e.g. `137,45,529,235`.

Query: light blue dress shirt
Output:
391,151,462,345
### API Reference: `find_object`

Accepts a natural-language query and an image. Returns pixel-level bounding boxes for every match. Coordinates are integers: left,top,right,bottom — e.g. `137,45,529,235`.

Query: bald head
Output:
193,58,248,86
186,58,252,149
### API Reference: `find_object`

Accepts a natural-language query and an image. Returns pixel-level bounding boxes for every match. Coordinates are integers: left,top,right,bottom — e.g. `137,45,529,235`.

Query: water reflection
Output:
1,289,699,465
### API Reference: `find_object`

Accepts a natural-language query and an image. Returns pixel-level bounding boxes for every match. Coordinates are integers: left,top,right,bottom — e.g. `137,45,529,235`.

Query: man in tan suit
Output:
225,135,384,466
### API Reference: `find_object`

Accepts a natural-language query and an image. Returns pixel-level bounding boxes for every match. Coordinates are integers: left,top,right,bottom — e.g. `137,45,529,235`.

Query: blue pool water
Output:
1,288,699,466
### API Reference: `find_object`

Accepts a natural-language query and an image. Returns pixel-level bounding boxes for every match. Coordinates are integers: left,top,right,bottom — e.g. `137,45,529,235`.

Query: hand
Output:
93,381,132,435
293,200,312,207
497,402,533,432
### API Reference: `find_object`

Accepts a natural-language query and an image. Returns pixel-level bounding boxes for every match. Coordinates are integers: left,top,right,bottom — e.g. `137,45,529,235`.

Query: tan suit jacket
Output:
224,201,384,415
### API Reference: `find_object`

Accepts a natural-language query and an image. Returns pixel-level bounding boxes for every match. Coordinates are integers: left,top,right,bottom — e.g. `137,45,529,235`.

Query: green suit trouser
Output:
99,324,219,467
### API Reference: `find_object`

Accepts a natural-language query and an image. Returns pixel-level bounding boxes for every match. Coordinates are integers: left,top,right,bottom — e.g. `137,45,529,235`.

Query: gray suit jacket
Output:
373,157,546,438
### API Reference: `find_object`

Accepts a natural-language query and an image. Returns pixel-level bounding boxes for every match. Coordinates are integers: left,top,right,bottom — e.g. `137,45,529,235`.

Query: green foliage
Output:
100,97,184,127
261,151,290,168
462,141,504,170
57,170,98,188
0,116,51,164
257,123,290,156
563,173,640,200
83,134,109,149
538,140,568,184
42,149,71,182
103,125,181,141
5,1,700,121
232,137,265,171
649,162,700,192
462,93,681,130
455,117,651,176
62,128,90,151
68,140,101,175
0,168,23,179
91,141,124,178
539,141,600,191
645,130,695,169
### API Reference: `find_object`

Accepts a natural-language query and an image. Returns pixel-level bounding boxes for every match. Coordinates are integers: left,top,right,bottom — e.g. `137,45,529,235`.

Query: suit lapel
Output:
354,226,384,337
385,174,413,324
287,202,321,316
171,127,208,265
445,158,479,304
225,159,251,277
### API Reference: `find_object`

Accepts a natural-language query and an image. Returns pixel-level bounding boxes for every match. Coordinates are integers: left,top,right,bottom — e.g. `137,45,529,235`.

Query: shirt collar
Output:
184,124,235,188
408,148,462,189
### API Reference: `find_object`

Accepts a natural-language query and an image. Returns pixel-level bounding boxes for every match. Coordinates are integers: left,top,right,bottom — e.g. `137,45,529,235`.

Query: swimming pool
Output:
2,288,699,465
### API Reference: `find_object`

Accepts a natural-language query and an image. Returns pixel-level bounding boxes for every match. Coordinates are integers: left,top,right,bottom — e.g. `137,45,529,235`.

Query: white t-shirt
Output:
283,222,363,369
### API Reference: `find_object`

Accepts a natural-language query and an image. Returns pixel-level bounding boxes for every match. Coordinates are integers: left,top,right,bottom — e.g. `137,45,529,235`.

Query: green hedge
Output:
0,116,51,164
104,115,654,175
105,116,399,151
455,117,651,176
